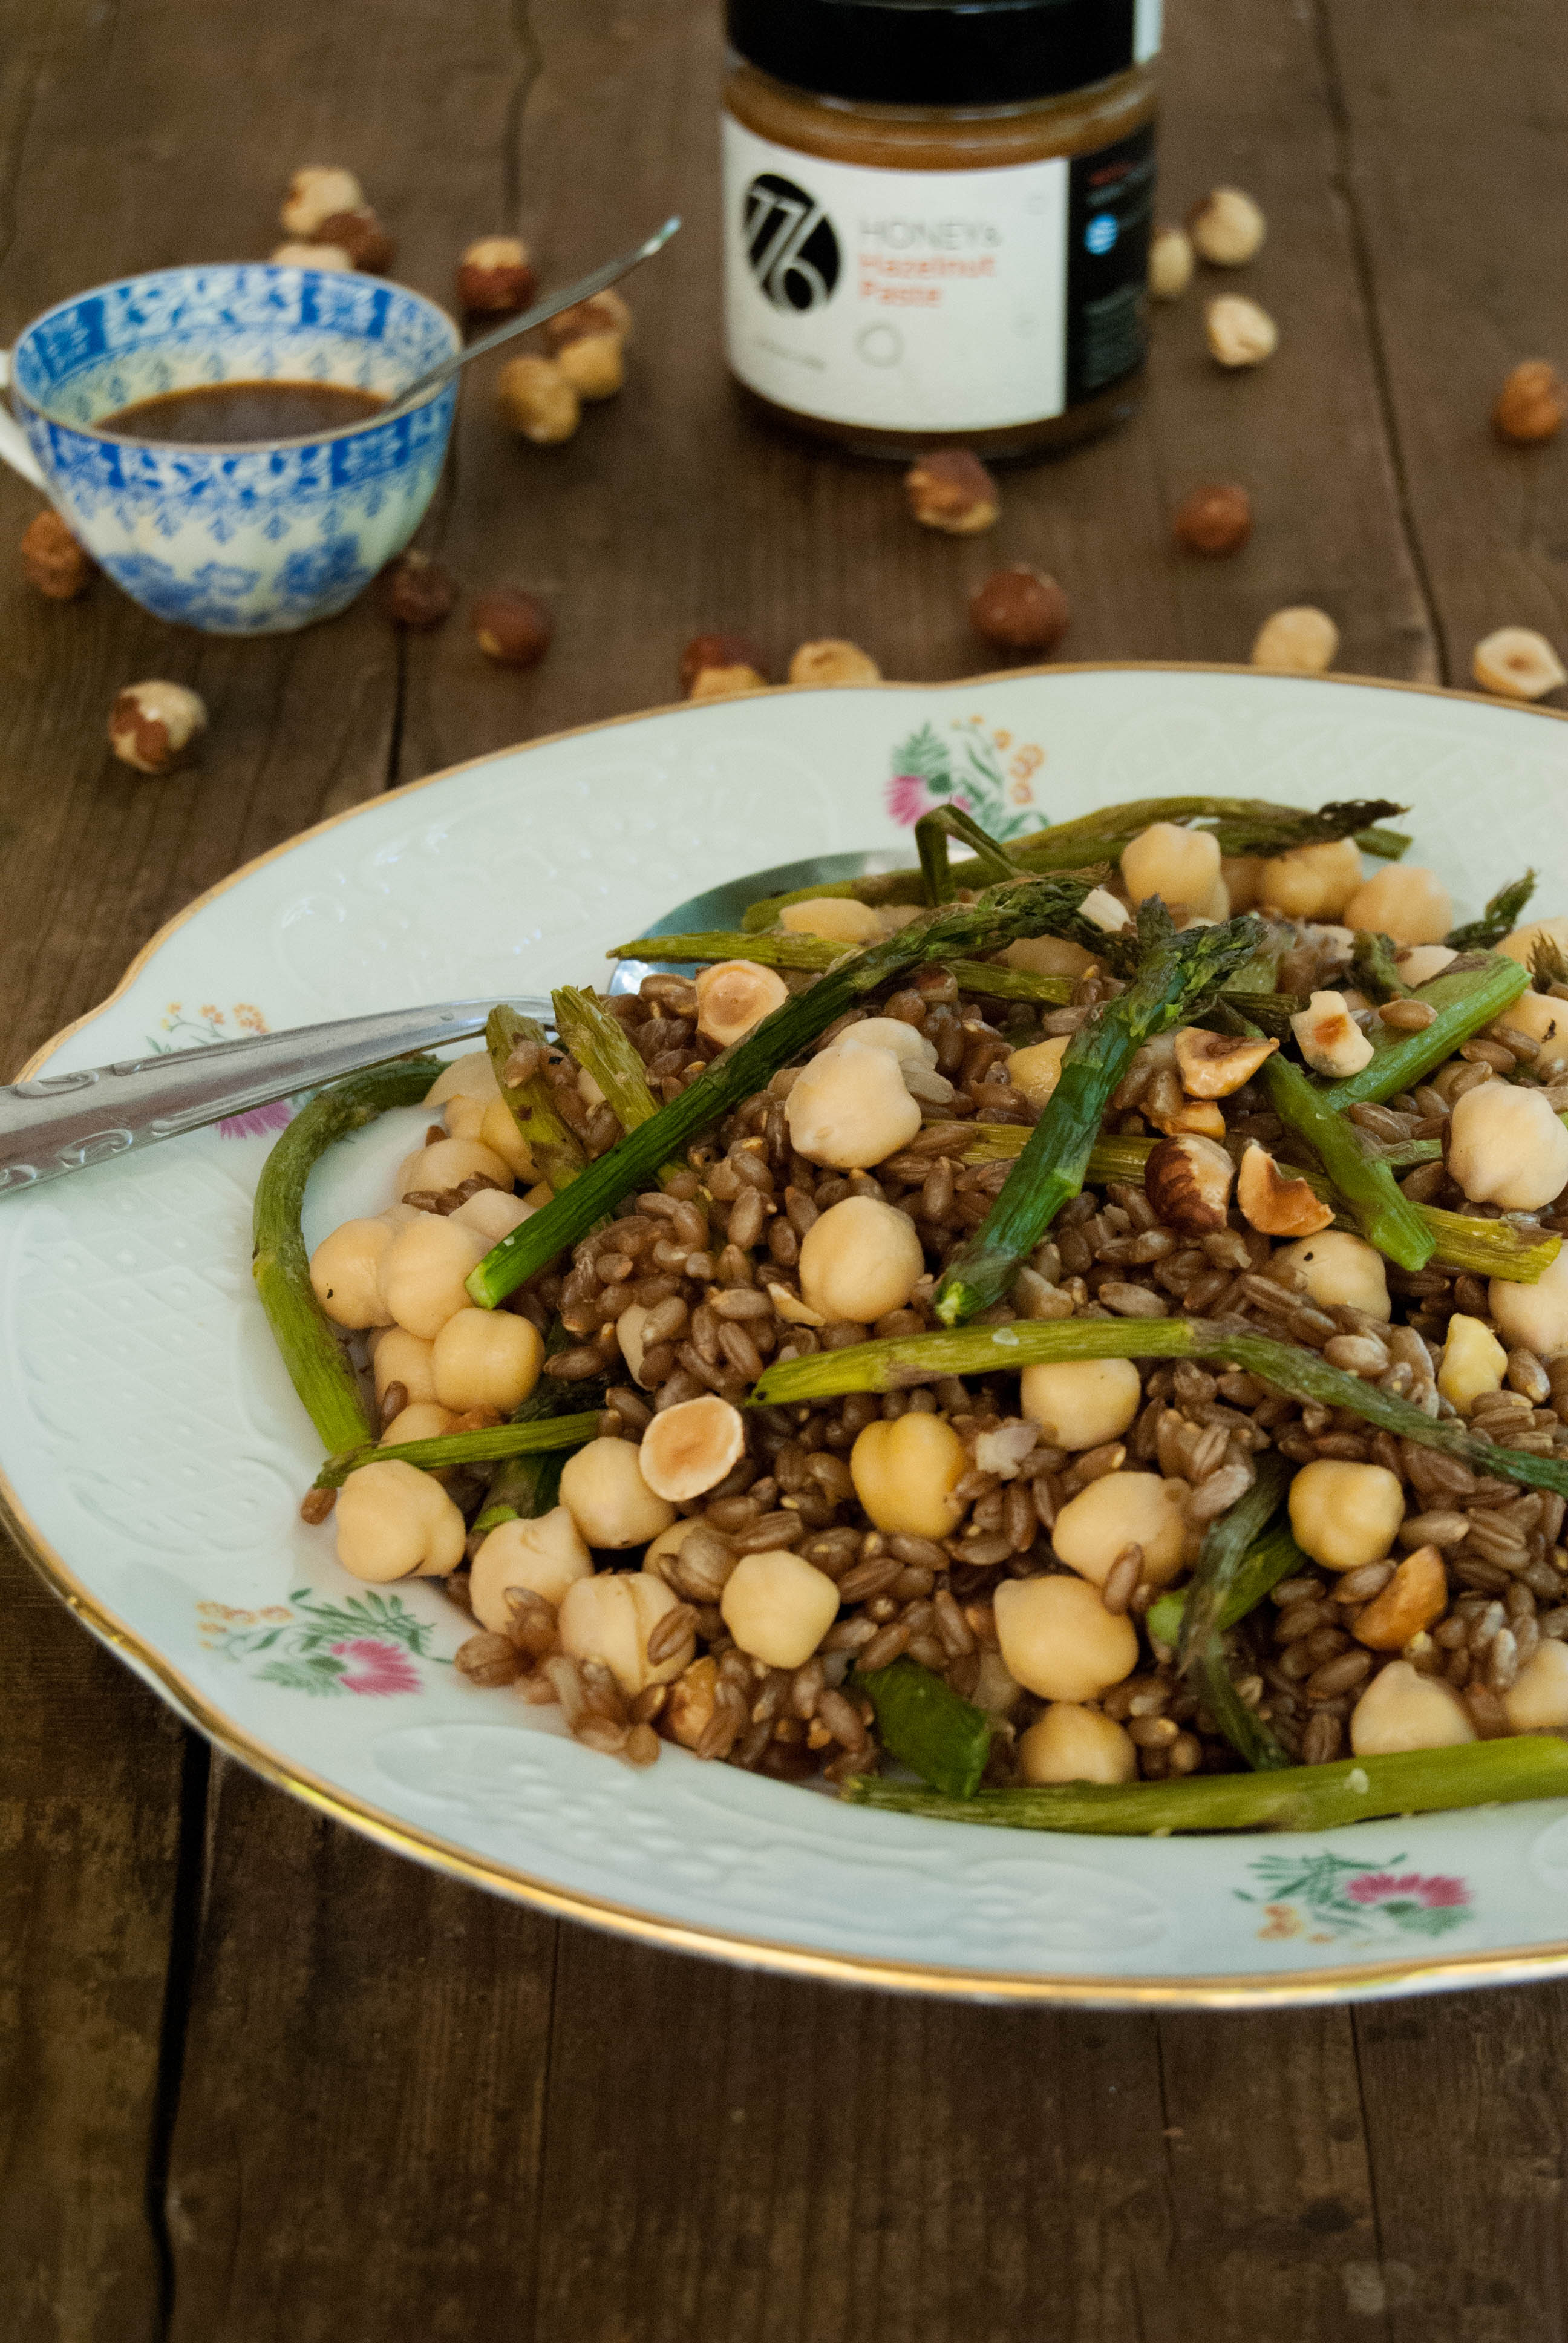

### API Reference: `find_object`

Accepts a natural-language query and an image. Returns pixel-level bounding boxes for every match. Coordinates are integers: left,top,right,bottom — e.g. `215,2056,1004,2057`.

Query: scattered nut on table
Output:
279,165,363,237
310,207,394,273
681,632,769,698
271,240,351,269
108,681,208,774
382,550,458,629
544,290,632,352
787,640,881,687
1205,293,1278,367
20,508,94,600
471,588,552,669
1187,186,1266,267
1148,225,1194,300
1472,624,1566,700
1250,605,1338,673
1172,483,1253,555
1492,359,1565,445
496,354,579,444
970,565,1070,656
541,291,632,401
457,235,537,316
904,447,999,534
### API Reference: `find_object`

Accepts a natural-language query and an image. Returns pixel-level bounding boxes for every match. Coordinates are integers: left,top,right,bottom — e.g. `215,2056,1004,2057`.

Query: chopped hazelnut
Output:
1251,605,1339,675
312,208,395,274
381,549,457,629
554,332,625,401
680,632,769,698
1291,989,1374,1078
787,639,881,687
1236,1143,1335,1238
1493,360,1565,446
1148,226,1194,301
689,664,768,702
544,290,632,351
1143,1132,1235,1230
279,165,364,237
21,509,94,600
970,565,1070,658
496,355,579,444
1472,626,1566,701
904,447,999,534
108,681,208,774
471,588,552,669
1174,1025,1279,1098
1172,483,1253,557
457,236,537,317
1205,294,1278,368
271,241,351,270
1187,187,1266,267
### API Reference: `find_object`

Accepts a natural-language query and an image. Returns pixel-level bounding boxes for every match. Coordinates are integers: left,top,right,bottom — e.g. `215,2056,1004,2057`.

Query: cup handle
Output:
0,352,48,491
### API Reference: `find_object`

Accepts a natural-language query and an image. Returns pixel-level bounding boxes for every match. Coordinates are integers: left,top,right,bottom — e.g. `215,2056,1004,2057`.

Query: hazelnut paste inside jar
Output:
723,0,1160,458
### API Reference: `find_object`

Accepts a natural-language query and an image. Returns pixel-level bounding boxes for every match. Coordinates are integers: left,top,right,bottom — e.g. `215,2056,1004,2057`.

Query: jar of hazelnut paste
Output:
723,0,1160,457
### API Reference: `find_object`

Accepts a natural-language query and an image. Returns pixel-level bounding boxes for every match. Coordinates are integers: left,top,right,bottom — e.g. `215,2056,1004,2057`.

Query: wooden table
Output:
4,1,1566,2333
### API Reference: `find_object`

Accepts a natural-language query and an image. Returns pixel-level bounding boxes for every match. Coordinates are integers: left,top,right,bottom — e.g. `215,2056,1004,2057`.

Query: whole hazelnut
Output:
272,240,351,270
279,165,364,237
904,447,999,535
1148,226,1195,301
495,355,579,445
382,549,457,629
108,681,208,774
680,633,769,698
787,639,881,687
544,290,632,351
457,236,537,318
1493,361,1566,446
554,332,625,402
21,508,94,600
312,208,395,274
1172,483,1253,557
1205,295,1278,369
471,589,553,670
970,566,1070,658
1472,626,1567,701
1186,187,1267,267
1250,606,1339,675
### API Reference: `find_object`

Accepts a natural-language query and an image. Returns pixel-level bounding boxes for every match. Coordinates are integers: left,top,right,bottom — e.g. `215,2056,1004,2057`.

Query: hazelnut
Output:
904,447,999,534
1493,360,1565,445
1173,1026,1278,1097
1472,626,1566,701
279,165,364,237
471,588,552,669
311,208,395,274
108,680,208,775
787,638,881,687
1142,1132,1235,1230
554,333,625,401
1187,187,1267,267
381,549,457,629
1148,225,1194,301
21,508,94,600
1236,1142,1334,1238
1290,989,1374,1078
1172,483,1252,557
680,632,769,698
271,241,351,270
457,236,537,317
1205,295,1278,368
544,290,632,351
970,565,1070,657
1251,605,1339,675
496,355,579,444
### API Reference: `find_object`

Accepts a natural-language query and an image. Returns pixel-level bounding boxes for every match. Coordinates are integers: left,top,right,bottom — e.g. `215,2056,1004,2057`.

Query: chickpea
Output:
638,1394,747,1501
335,1457,466,1582
558,1570,694,1697
1005,1035,1070,1110
1288,1460,1405,1573
719,1548,841,1670
778,896,884,944
1490,1245,1568,1357
1503,1639,1568,1733
1120,821,1221,912
399,1135,515,1198
381,1400,457,1447
642,1516,701,1578
377,1216,488,1340
694,959,789,1046
1448,1081,1568,1211
1491,989,1565,1050
373,1326,438,1407
850,1411,967,1538
1500,915,1568,970
1256,837,1362,921
1341,864,1451,947
425,1049,501,1108
1436,1312,1507,1416
443,1093,489,1142
1019,1357,1142,1453
838,1016,938,1070
477,1095,536,1181
449,1188,534,1246
432,1306,544,1413
1396,943,1457,986
1274,1230,1391,1320
1349,1660,1476,1757
798,1196,924,1325
470,1506,593,1631
1018,1703,1138,1786
616,1302,654,1388
1005,934,1096,979
309,1217,395,1329
785,1038,921,1169
559,1436,676,1548
993,1576,1138,1702
1221,855,1264,911
1051,1470,1188,1590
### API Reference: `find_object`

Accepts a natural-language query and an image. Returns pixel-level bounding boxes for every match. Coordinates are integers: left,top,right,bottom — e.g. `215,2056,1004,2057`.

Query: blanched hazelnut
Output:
720,1549,840,1671
336,1457,466,1584
1436,1313,1507,1417
850,1412,967,1538
1187,186,1267,266
108,680,207,773
543,289,632,351
1493,361,1566,445
432,1306,543,1413
479,1095,536,1180
904,447,999,534
694,959,789,1045
1448,1081,1568,1211
1206,294,1278,367
1080,887,1131,931
377,1216,487,1339
1257,836,1361,919
1351,1545,1448,1652
1503,1639,1568,1732
970,565,1070,656
1500,914,1568,969
1350,1660,1475,1757
558,1570,693,1696
1018,1703,1137,1786
1143,1131,1236,1230
1148,224,1195,300
271,240,351,270
555,332,625,402
785,1038,921,1168
281,165,363,236
616,1303,655,1388
1005,1035,1069,1110
1121,820,1221,911
993,1576,1138,1703
457,235,536,316
470,1506,593,1631
1289,1460,1404,1573
1019,1357,1142,1453
558,1436,675,1548
1173,483,1252,556
1052,1470,1188,1590
777,897,881,945
680,631,768,696
798,1196,923,1325
382,549,457,628
1175,1026,1278,1097
312,207,394,272
449,1188,533,1246
1342,864,1451,946
381,1400,456,1448
665,1654,719,1748
310,1218,396,1329
21,508,93,599
1236,1143,1335,1239
373,1326,438,1407
1275,1230,1390,1319
638,1395,747,1502
1472,626,1566,701
1490,1247,1568,1358
1250,605,1338,673
497,355,578,444
426,1050,501,1109
471,587,553,669
1005,934,1096,979
401,1135,515,1197
787,638,881,687
1290,989,1374,1078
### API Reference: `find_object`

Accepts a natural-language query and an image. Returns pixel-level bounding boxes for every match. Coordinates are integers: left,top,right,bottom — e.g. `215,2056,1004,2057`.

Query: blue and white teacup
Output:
0,264,459,634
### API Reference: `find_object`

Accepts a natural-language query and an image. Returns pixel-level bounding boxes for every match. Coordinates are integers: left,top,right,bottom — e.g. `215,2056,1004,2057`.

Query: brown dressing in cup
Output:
98,381,387,444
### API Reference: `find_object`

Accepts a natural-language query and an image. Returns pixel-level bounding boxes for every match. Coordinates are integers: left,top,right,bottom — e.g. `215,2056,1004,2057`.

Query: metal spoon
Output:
379,215,682,422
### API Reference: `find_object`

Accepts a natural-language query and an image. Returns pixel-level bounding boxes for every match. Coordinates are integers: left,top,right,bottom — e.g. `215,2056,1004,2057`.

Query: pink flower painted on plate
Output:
884,772,973,827
1347,1870,1469,1910
332,1637,422,1696
219,1098,296,1140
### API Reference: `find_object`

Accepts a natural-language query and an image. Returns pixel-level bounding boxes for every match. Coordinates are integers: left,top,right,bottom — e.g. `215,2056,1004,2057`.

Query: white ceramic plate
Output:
10,664,1568,2008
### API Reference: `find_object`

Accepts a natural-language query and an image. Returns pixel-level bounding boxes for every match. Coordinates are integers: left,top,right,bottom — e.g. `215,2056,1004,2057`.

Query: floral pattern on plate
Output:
197,1588,440,1697
885,715,1044,839
1240,1851,1473,1945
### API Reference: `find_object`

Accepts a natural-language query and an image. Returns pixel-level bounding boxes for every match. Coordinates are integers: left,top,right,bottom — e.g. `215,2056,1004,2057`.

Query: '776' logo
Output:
742,173,842,312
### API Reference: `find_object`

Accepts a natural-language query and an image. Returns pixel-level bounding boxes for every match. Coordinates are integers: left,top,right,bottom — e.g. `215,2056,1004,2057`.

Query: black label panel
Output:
1065,121,1156,403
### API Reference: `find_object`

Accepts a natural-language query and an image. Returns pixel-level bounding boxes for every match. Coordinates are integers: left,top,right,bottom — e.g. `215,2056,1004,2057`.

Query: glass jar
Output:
722,0,1160,459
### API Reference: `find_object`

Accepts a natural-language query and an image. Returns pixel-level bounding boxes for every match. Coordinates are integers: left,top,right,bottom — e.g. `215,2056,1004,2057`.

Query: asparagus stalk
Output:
465,874,1105,1309
853,1657,993,1799
932,905,1269,1324
1324,954,1530,1109
1145,1520,1310,1649
1350,930,1411,1002
314,1410,602,1490
1255,1040,1436,1271
841,1735,1568,1834
915,804,1024,902
610,930,1079,1007
750,1316,1568,1497
550,987,688,1194
486,1005,585,1194
253,1057,443,1453
1175,1455,1293,1772
471,1328,606,1532
1447,871,1536,952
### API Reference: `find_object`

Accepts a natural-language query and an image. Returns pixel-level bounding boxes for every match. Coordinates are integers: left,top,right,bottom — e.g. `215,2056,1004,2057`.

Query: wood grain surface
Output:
1,1,1565,2338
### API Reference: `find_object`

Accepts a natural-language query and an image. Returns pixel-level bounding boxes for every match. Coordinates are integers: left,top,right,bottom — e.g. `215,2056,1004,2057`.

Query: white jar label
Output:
722,114,1154,433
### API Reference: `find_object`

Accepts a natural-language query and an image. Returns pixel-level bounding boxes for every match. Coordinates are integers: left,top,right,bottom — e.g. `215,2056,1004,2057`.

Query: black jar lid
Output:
727,0,1144,108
